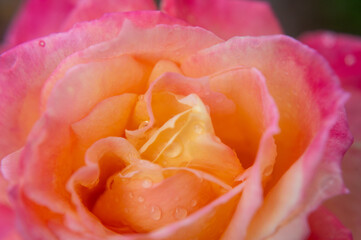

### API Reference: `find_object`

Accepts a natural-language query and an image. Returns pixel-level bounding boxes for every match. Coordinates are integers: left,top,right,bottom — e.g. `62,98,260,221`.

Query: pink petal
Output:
300,31,361,89
308,206,353,240
301,32,361,239
0,204,16,239
181,35,352,239
2,0,157,51
162,0,282,39
62,0,156,30
323,87,361,239
1,0,75,50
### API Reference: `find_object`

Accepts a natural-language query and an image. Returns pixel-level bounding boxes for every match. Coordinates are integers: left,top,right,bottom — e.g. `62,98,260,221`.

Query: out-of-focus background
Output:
1,0,361,41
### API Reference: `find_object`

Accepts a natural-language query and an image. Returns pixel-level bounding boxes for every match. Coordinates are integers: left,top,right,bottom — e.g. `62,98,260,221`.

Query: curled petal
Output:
301,32,361,239
139,93,243,184
162,0,282,39
45,55,147,123
308,206,353,240
71,94,138,149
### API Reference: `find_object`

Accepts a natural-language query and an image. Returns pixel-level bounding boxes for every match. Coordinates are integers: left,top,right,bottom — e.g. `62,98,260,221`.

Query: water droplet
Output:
129,192,134,199
320,177,340,196
164,142,182,158
322,33,336,48
264,165,273,176
150,206,162,220
174,207,188,220
190,200,197,207
194,123,205,134
344,54,356,66
142,178,153,188
39,40,46,47
137,196,145,202
139,120,149,129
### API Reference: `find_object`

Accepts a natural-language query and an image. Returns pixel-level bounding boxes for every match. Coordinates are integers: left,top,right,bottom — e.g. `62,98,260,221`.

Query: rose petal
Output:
2,0,158,51
62,0,156,30
300,31,361,89
162,0,282,39
46,55,147,123
0,204,17,239
92,168,221,233
67,137,142,237
300,32,361,239
308,206,353,240
139,93,243,184
133,182,245,240
323,87,361,239
71,94,138,149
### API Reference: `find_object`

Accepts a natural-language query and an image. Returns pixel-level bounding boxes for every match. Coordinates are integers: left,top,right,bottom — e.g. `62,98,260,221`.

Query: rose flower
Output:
0,0,356,239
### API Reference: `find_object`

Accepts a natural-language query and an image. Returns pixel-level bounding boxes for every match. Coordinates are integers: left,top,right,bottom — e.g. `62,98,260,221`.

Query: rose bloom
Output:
0,0,359,239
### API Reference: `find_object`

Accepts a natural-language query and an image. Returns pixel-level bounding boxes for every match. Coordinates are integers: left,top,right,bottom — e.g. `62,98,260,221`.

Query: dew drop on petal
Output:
264,165,273,176
150,206,162,220
142,178,153,188
190,200,197,207
194,123,205,134
129,192,134,199
344,54,356,66
164,142,183,158
139,120,149,129
174,207,188,220
39,40,46,47
137,196,145,203
322,33,336,48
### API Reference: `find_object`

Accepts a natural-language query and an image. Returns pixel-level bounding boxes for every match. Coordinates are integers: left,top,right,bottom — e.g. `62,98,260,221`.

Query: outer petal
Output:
308,206,352,240
323,87,361,239
162,0,282,39
2,0,157,50
182,35,352,239
300,31,361,89
301,31,361,239
62,0,156,30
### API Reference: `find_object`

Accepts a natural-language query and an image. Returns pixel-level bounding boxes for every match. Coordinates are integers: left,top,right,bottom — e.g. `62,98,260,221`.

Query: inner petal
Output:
140,93,243,185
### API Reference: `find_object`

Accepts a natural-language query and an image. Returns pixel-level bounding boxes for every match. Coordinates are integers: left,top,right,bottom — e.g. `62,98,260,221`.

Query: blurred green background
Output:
1,0,361,42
